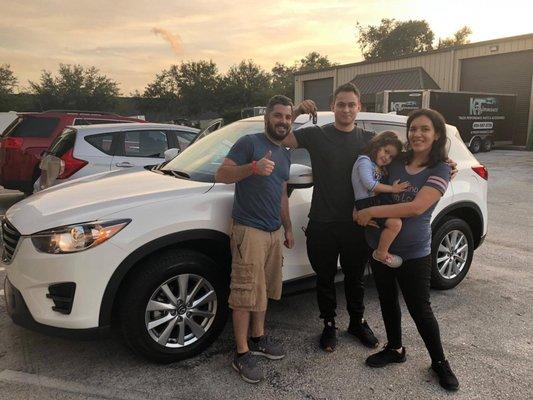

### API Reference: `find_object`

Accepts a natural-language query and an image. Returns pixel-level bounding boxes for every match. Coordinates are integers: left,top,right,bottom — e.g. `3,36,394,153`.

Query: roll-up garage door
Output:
460,50,533,145
303,78,334,111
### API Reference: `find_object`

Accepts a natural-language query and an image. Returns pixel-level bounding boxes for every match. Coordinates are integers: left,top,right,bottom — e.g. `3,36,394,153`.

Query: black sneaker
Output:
232,352,264,384
319,321,337,352
366,345,406,368
348,319,379,348
431,360,459,391
249,335,285,360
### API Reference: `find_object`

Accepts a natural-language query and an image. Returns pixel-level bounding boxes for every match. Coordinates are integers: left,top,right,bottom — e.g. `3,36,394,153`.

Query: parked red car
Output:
0,110,144,193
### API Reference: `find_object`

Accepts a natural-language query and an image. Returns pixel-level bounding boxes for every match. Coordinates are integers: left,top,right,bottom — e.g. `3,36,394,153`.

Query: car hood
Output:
6,169,212,234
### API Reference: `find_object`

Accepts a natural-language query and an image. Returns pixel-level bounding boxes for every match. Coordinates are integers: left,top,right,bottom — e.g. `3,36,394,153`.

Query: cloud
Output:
151,27,183,56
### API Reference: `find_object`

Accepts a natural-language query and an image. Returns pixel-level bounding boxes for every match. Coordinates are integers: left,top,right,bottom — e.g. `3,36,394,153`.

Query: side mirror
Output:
164,148,180,162
288,164,313,189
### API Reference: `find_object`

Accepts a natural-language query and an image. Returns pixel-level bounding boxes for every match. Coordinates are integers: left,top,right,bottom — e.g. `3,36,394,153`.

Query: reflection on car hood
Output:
6,168,211,234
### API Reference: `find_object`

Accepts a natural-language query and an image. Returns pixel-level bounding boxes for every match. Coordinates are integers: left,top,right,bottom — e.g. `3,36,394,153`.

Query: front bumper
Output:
4,277,109,339
3,235,129,330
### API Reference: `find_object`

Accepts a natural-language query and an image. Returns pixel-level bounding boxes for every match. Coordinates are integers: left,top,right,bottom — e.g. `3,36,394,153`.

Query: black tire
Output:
469,137,481,154
481,138,492,152
431,217,474,290
119,249,229,363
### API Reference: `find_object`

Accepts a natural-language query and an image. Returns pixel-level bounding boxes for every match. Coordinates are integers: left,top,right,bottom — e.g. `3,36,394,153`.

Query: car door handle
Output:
115,162,134,168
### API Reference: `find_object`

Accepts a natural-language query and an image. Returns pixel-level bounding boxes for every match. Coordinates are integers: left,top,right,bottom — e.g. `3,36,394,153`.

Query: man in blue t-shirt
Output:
215,95,294,384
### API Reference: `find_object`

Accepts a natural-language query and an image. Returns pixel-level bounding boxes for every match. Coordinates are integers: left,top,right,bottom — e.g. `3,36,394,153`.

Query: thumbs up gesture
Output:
255,150,275,176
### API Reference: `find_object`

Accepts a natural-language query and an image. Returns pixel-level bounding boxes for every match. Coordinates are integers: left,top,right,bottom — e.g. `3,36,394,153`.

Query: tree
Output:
0,64,17,96
437,26,472,49
298,51,336,72
356,19,435,59
29,64,120,110
0,64,18,110
144,60,220,117
271,62,297,99
218,60,272,116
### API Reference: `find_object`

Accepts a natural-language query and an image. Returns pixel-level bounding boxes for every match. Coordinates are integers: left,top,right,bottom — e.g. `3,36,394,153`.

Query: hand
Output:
284,229,294,249
294,100,317,117
255,151,275,176
445,157,458,180
355,208,373,226
392,179,410,193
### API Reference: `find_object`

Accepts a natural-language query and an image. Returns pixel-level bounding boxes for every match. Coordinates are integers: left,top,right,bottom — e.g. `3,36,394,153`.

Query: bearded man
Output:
215,95,294,384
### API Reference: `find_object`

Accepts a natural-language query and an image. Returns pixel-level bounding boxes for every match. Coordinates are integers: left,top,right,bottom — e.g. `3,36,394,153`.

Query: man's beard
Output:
266,120,290,141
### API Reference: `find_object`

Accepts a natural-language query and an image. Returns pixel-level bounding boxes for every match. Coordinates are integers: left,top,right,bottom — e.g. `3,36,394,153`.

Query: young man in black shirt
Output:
282,83,379,351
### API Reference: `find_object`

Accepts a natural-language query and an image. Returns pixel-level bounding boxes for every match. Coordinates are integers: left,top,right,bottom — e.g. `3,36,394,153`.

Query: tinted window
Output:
123,130,168,157
290,148,311,167
85,132,115,155
8,116,59,138
367,122,407,142
48,129,76,157
174,131,197,151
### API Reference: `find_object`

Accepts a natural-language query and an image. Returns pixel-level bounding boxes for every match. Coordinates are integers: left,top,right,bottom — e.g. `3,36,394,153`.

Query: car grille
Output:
2,219,21,263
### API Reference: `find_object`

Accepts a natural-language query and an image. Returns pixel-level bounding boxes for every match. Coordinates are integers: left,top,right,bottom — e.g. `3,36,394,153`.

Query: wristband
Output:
251,160,257,175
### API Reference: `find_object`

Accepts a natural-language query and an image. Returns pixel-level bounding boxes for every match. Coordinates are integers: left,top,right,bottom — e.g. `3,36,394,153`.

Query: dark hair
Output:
404,108,448,167
266,95,293,113
363,131,404,163
331,83,361,104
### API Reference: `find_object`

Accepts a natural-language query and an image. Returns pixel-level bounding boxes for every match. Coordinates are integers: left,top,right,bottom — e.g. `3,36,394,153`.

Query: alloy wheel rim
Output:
436,230,468,280
145,273,217,348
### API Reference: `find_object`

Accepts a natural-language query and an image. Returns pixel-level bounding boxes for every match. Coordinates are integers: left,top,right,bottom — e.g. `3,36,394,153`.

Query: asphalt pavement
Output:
0,150,532,399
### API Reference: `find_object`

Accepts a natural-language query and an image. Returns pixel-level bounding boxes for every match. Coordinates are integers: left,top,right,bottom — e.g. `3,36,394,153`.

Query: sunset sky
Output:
1,0,531,94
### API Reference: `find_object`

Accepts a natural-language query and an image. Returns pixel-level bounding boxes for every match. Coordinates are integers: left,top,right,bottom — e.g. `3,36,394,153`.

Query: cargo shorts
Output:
228,221,283,312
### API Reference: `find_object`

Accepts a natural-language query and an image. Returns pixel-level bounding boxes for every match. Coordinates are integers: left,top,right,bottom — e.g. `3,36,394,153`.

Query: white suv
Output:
34,122,200,191
2,112,488,363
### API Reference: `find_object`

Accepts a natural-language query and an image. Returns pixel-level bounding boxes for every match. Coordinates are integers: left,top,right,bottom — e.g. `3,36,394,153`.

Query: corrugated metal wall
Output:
294,34,533,103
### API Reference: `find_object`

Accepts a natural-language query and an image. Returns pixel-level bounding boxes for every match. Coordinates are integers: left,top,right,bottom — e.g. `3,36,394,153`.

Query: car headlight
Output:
31,219,131,254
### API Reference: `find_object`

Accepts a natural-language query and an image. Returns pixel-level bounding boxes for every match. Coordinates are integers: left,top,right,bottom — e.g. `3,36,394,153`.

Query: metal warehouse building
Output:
294,33,533,146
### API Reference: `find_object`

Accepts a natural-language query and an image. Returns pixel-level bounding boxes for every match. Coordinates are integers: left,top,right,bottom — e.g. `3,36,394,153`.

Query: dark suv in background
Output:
0,110,144,193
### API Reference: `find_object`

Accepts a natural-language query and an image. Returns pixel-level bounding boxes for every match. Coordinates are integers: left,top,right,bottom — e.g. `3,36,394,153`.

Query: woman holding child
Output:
354,109,460,391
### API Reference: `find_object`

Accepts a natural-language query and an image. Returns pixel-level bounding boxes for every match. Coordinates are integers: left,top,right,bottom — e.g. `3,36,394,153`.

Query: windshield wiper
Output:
157,169,191,179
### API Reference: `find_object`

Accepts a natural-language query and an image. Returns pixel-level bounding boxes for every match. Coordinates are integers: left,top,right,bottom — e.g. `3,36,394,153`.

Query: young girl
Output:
351,131,409,268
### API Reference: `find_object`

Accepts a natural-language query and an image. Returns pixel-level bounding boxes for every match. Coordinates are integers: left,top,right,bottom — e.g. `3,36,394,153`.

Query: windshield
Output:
162,120,265,182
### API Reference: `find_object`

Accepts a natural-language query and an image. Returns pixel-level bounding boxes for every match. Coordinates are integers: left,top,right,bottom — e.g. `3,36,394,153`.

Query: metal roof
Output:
350,67,440,103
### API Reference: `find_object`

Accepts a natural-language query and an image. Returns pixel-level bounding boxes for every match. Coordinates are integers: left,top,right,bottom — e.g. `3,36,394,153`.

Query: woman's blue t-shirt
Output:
365,160,451,260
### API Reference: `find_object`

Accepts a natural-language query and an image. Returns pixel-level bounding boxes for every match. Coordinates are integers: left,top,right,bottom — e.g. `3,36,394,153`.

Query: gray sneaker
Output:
249,336,286,360
232,352,264,384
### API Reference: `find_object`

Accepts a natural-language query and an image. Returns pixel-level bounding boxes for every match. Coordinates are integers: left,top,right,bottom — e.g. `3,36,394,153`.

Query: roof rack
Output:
42,110,119,116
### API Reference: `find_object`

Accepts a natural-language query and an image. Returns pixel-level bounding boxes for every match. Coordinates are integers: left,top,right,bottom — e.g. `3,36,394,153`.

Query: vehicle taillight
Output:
57,149,87,179
472,165,488,180
0,137,24,150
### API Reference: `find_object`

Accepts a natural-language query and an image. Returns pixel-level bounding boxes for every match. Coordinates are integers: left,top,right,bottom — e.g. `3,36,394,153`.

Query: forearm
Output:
373,183,396,194
215,163,253,183
369,202,424,219
281,193,292,231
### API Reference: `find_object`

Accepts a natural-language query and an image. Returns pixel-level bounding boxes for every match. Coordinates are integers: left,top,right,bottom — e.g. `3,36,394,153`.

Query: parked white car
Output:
2,112,488,363
34,122,201,191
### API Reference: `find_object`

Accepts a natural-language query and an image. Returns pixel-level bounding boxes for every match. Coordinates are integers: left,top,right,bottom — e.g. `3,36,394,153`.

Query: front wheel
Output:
431,217,474,290
119,249,229,363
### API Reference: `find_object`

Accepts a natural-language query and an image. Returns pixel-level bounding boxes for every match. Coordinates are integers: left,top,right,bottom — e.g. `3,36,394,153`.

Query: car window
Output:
366,122,406,142
123,130,168,158
7,116,59,138
48,129,76,157
85,132,116,155
174,131,197,151
290,148,311,167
